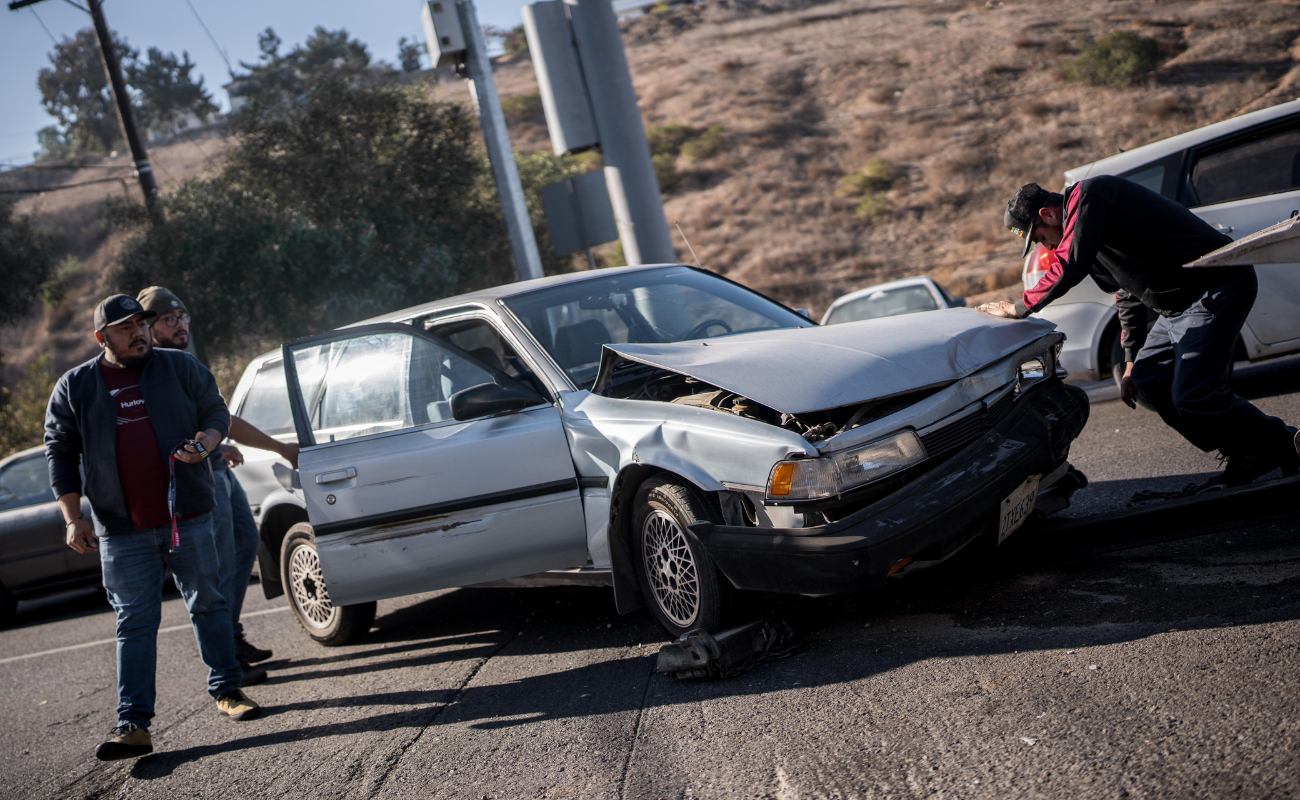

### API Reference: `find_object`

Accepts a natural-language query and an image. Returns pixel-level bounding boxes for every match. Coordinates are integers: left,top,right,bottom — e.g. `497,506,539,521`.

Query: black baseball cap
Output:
94,294,156,331
1004,183,1055,258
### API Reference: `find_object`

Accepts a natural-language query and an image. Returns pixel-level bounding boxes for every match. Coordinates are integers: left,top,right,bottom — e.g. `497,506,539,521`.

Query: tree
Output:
0,199,57,329
37,28,135,156
111,75,513,356
0,356,58,459
127,47,219,134
397,37,423,73
230,26,390,110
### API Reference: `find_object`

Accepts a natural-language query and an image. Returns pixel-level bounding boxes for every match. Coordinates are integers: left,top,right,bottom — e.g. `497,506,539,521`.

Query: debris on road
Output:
656,616,800,679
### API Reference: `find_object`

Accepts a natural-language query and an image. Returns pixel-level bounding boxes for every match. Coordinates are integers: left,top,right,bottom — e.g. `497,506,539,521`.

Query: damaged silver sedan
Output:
270,265,1088,642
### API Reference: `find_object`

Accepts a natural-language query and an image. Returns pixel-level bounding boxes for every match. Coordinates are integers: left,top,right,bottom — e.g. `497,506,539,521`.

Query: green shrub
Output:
0,355,58,459
1062,32,1163,86
40,255,84,308
837,157,895,197
650,0,672,14
646,123,695,158
855,192,892,223
653,152,683,192
503,25,528,56
680,125,725,162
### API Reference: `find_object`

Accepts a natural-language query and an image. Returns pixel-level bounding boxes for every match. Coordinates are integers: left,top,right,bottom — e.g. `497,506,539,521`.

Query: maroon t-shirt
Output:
100,361,172,530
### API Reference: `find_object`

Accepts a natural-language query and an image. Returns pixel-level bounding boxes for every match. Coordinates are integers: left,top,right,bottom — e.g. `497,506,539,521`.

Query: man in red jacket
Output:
979,178,1299,488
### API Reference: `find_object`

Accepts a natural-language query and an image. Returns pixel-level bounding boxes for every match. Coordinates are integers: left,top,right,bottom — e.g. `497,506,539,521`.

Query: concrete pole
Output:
565,0,675,265
458,0,545,281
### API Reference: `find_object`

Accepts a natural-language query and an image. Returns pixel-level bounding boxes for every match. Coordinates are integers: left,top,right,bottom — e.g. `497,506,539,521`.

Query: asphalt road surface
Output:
4,357,1299,800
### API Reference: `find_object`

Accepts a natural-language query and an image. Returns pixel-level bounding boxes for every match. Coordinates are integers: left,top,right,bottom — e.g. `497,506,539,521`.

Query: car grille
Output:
918,387,1016,457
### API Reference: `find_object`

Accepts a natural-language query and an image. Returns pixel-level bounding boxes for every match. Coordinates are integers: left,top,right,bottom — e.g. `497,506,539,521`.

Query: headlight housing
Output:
766,431,927,503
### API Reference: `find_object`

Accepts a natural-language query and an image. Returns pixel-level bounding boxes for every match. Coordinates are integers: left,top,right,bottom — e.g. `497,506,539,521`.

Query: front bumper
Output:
690,381,1090,595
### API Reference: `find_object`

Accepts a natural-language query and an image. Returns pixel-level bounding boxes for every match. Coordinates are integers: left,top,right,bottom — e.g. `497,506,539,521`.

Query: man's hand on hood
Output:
976,300,1018,318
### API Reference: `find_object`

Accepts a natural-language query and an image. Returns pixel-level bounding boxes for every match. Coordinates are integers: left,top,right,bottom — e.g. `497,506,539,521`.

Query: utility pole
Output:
9,0,161,220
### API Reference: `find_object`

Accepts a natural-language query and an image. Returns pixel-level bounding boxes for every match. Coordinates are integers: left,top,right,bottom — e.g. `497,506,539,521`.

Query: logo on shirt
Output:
120,398,145,408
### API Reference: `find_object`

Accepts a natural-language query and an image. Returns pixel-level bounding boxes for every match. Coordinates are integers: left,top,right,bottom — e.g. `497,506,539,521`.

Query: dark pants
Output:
1131,268,1290,461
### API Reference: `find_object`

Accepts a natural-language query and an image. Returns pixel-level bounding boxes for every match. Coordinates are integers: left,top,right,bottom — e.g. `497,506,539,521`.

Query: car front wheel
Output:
280,523,375,646
633,476,737,639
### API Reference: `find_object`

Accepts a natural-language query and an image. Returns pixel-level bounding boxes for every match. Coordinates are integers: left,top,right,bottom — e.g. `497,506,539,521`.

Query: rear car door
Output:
283,323,587,606
1182,115,1300,346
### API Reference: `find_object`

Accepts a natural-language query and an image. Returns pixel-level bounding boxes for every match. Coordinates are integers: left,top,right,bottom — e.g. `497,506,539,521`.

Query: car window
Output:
1187,122,1300,207
1120,163,1165,195
237,359,295,437
503,266,810,389
293,331,500,443
0,454,51,510
824,285,939,324
424,317,547,397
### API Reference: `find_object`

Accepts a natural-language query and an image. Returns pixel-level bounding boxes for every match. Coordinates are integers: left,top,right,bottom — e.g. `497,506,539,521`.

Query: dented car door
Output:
282,323,587,606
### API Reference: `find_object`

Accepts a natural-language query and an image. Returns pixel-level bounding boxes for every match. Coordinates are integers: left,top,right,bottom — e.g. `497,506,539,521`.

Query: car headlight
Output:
766,431,927,503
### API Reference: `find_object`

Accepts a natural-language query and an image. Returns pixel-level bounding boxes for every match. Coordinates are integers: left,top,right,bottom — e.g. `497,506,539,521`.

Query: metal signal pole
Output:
9,0,161,220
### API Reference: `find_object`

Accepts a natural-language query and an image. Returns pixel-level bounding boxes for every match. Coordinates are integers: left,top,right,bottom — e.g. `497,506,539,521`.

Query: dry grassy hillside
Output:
4,0,1300,387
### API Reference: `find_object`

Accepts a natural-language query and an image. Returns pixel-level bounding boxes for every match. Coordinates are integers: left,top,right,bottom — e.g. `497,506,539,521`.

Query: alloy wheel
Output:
288,542,338,630
642,509,700,628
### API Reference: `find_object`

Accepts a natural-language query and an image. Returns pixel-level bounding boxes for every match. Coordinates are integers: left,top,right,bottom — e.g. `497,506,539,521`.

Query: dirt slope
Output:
5,0,1300,384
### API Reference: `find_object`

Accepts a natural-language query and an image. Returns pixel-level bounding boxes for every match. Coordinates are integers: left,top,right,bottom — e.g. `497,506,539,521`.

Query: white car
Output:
1024,98,1300,384
822,277,965,325
232,265,1088,644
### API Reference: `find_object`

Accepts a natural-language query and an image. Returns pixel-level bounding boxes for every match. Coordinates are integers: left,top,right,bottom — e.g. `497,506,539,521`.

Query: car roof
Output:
347,264,682,327
0,445,45,470
826,276,936,311
243,264,687,367
1063,98,1300,186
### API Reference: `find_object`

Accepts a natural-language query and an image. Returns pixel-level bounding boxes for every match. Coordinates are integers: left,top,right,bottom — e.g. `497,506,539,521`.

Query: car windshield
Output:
825,285,939,324
503,266,812,389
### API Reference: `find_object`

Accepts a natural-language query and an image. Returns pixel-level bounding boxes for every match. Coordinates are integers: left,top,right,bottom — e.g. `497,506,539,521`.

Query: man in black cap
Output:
138,286,292,676
979,176,1299,487
45,294,261,763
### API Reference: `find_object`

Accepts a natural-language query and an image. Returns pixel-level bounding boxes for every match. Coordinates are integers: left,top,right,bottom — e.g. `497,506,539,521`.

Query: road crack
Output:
617,655,657,800
365,622,529,799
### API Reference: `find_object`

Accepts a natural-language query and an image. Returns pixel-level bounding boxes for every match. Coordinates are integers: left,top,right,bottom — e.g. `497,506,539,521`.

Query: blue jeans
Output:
212,468,261,639
99,512,242,728
1131,268,1292,461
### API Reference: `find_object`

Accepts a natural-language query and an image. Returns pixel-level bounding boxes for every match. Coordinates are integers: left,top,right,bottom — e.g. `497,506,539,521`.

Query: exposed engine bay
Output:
597,357,946,443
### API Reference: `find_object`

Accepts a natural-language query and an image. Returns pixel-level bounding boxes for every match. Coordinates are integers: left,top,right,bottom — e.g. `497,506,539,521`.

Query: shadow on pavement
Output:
1233,354,1300,402
128,514,1300,776
7,586,109,631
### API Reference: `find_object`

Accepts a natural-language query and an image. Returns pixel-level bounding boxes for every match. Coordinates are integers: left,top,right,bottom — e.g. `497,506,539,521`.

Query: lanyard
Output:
167,451,181,551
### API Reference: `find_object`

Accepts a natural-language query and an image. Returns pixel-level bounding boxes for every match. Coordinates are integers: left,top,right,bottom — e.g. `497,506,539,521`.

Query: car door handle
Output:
1212,223,1234,233
315,468,357,485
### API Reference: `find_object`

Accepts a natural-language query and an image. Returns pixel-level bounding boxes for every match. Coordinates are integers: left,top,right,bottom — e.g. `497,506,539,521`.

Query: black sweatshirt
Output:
1015,175,1238,361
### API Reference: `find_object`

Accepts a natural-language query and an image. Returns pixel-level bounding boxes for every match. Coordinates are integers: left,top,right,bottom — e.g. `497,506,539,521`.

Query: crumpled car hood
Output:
601,308,1059,415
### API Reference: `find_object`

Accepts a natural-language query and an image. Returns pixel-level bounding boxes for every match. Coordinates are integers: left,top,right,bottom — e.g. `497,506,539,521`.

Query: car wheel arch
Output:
606,464,723,616
257,500,309,600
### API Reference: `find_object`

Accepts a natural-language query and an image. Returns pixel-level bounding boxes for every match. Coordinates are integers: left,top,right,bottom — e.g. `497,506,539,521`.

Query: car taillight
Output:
1023,245,1049,290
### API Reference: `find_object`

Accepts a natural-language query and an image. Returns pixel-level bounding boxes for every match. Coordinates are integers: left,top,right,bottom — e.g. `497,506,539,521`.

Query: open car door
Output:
283,323,587,606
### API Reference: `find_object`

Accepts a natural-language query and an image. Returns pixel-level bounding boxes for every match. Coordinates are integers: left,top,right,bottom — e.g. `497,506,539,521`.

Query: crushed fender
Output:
655,616,800,679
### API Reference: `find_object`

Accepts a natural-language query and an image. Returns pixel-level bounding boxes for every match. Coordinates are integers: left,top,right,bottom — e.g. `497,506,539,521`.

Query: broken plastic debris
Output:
1020,737,1038,746
1088,664,1098,670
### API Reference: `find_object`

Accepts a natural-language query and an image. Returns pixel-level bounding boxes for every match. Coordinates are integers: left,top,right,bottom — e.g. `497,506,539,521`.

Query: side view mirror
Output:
950,297,967,308
794,308,813,320
450,381,542,421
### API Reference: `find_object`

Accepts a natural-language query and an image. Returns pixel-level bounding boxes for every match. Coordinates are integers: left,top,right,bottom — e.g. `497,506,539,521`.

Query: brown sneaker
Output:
215,690,261,721
94,723,152,761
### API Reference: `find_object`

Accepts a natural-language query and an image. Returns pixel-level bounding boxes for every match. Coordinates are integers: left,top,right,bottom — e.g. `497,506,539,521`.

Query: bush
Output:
503,25,528,56
501,92,543,122
0,199,58,328
1062,32,1163,86
646,123,696,158
680,125,725,162
0,356,58,459
838,157,894,196
40,255,84,308
652,152,683,192
854,192,892,223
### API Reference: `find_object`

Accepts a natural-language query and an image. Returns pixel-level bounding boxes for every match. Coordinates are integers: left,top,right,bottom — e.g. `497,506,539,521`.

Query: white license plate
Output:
998,474,1041,545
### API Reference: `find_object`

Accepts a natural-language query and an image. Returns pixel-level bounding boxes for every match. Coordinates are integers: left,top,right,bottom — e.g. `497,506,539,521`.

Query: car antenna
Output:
675,221,703,268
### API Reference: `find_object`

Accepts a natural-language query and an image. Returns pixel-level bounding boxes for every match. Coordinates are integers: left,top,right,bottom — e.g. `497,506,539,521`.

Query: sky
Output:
0,0,526,166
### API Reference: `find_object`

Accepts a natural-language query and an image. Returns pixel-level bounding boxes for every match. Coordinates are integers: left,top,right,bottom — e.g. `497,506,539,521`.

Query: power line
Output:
180,0,232,76
28,5,56,43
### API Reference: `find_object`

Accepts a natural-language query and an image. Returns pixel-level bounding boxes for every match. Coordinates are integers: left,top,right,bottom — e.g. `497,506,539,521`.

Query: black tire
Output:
632,475,738,639
280,523,375,646
0,583,15,629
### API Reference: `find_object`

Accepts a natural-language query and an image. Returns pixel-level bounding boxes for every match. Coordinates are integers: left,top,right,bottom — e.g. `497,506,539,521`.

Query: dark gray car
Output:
0,445,99,625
